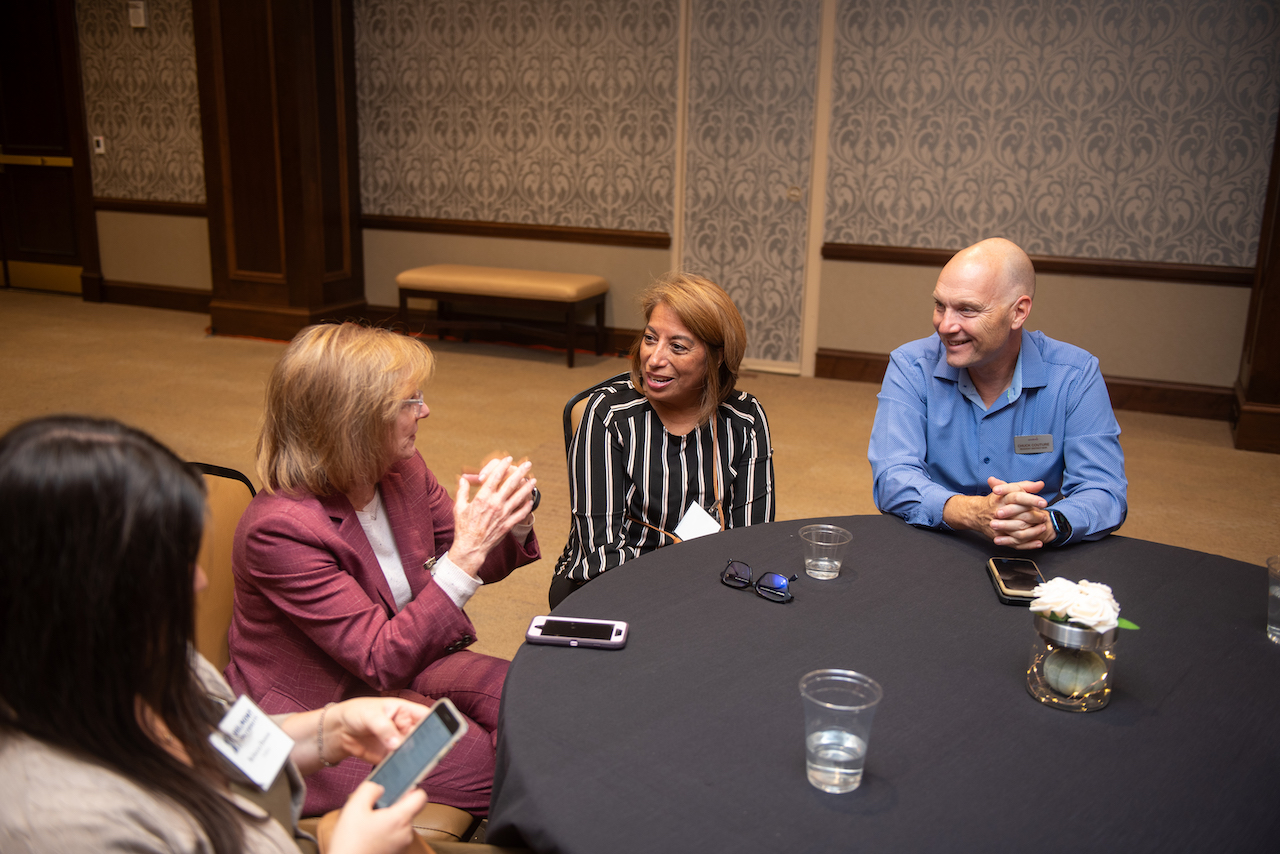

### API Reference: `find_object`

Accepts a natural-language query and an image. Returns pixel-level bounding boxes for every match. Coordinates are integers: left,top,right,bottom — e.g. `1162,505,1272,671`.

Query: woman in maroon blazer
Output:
225,323,540,818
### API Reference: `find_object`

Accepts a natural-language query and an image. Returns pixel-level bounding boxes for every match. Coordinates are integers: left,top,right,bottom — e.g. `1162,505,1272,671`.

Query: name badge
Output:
672,501,721,542
1014,434,1054,454
209,695,294,791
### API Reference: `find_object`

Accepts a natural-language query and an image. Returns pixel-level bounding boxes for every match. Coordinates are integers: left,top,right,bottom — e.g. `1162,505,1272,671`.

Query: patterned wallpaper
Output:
354,0,678,232
681,0,819,364
77,0,205,203
823,0,1280,267
69,0,1280,364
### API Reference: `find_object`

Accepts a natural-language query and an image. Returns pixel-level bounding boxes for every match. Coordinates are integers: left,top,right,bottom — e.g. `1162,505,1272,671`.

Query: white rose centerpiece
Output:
1025,577,1137,712
1029,577,1122,633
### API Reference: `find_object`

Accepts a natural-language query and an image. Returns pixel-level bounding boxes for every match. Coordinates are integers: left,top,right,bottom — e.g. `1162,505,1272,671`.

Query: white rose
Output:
1066,587,1120,633
1077,579,1115,599
1029,577,1080,619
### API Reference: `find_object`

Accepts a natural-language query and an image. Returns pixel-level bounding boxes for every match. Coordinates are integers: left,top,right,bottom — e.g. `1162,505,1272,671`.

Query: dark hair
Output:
0,416,244,854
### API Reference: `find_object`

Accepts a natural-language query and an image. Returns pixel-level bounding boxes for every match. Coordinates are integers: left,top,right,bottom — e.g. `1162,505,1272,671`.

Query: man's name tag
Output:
1014,434,1054,454
672,501,721,542
208,695,294,791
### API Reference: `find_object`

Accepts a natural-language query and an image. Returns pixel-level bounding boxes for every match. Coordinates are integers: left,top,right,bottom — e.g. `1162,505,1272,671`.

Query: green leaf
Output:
1117,618,1140,631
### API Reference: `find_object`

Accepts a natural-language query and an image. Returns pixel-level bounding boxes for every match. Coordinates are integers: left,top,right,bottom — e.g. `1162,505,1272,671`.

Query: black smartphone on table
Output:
986,557,1045,606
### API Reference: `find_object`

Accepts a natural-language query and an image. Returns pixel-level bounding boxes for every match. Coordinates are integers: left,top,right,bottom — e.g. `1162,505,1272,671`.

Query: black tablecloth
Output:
488,516,1280,853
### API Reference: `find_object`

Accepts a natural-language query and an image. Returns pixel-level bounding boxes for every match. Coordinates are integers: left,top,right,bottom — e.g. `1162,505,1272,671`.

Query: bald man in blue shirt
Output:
868,238,1127,549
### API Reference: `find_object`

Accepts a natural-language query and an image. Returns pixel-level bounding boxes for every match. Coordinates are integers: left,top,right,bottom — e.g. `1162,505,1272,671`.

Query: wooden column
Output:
193,0,364,340
1234,114,1280,454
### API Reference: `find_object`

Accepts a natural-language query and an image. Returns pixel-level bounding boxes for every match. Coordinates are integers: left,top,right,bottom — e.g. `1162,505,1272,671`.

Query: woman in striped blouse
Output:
550,273,776,607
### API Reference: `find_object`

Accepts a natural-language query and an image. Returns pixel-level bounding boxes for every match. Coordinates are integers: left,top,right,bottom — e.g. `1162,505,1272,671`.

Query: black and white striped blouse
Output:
553,376,775,585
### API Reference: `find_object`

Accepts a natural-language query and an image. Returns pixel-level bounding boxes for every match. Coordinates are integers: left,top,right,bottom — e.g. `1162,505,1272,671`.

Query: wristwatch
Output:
1047,508,1072,546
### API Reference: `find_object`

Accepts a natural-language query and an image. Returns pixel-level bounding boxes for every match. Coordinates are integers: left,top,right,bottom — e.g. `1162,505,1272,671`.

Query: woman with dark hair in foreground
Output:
0,416,429,854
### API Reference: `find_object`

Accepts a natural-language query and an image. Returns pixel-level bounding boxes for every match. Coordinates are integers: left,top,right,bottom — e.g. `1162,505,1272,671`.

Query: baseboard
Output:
378,303,637,357
815,349,890,384
1232,389,1280,453
814,347,1234,421
1105,376,1234,420
209,298,368,341
101,280,211,313
88,290,637,355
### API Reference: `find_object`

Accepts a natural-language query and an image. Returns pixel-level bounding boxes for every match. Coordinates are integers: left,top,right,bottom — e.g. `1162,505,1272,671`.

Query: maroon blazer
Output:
224,452,540,716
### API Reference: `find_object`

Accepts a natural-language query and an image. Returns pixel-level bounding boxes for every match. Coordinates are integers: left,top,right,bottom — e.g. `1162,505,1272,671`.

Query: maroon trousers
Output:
301,651,508,817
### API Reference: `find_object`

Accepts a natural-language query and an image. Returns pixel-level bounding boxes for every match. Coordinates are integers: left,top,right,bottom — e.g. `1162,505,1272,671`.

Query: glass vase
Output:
1026,613,1116,712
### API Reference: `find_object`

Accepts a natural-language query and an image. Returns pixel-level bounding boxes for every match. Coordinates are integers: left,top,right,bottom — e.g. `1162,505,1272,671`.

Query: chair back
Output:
192,463,256,672
562,372,630,456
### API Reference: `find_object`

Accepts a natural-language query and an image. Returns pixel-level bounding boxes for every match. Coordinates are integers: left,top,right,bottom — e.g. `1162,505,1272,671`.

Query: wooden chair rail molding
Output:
362,214,671,249
821,243,1254,286
93,198,209,217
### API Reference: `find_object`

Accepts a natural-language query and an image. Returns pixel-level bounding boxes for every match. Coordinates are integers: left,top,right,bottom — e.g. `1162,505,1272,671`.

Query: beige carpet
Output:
3,288,1278,660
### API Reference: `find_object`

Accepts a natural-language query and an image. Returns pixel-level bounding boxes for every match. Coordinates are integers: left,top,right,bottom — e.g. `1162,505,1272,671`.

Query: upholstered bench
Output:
396,264,609,367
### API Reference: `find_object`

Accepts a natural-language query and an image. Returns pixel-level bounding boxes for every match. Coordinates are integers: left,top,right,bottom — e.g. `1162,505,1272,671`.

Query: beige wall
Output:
361,229,672,330
96,211,212,291
816,259,1251,388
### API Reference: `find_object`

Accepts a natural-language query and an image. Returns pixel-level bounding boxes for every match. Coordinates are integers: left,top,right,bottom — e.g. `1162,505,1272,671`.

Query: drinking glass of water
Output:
1267,556,1280,644
800,669,882,793
800,524,852,580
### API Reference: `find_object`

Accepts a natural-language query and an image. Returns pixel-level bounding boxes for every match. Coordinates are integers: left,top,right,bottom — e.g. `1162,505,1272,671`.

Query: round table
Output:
488,515,1280,853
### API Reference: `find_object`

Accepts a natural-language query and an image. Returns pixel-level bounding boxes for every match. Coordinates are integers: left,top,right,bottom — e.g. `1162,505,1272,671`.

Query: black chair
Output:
551,372,631,609
561,372,630,456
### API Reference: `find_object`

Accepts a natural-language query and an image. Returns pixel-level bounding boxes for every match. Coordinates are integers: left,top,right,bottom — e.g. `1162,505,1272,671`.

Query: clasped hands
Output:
943,476,1057,550
450,454,537,576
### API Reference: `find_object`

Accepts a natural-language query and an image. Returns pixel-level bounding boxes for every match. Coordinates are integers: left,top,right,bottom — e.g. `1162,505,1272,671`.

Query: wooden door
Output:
0,0,98,296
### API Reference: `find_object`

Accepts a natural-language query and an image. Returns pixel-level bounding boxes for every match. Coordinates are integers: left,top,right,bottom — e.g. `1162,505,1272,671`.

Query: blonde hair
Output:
628,272,747,427
258,323,435,495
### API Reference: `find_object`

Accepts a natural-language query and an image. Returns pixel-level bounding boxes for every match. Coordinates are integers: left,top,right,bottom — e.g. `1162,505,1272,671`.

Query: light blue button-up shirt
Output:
868,330,1127,542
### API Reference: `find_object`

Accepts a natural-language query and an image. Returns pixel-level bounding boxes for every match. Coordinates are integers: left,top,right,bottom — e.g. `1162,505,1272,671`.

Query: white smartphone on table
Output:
365,697,468,809
525,615,628,649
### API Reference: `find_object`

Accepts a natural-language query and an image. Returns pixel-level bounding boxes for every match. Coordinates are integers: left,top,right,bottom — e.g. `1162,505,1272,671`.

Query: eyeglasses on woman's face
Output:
390,392,429,462
720,559,796,603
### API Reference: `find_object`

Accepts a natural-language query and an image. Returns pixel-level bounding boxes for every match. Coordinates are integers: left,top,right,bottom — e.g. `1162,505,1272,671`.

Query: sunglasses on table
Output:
720,560,797,603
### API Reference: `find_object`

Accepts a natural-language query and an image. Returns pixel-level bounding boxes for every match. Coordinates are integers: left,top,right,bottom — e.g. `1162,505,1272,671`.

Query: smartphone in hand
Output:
365,698,468,809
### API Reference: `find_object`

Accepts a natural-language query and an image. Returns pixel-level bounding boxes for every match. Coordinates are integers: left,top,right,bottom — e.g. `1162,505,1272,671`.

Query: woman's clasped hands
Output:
450,455,537,575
